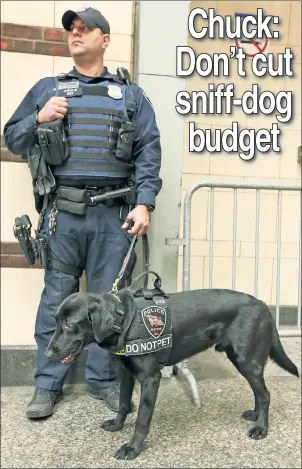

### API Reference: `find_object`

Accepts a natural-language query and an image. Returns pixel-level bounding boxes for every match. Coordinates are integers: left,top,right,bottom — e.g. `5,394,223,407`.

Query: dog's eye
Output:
64,320,73,329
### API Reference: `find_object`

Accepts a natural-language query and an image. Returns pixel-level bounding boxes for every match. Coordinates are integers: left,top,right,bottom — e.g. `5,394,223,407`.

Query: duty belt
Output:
54,184,134,216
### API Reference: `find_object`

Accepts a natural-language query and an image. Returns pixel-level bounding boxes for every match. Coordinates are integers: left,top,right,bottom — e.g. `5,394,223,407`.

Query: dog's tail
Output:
269,325,299,377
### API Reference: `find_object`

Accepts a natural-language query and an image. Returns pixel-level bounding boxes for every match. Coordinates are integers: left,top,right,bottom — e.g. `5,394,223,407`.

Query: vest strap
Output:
68,138,116,149
68,107,125,119
61,161,131,173
69,151,115,160
67,116,122,126
69,129,118,137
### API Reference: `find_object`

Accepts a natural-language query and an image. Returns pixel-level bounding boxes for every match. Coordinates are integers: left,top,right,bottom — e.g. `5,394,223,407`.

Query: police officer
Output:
3,7,162,419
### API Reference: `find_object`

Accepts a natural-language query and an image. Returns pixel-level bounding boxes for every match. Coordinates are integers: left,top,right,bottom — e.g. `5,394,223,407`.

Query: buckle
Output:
111,324,121,333
115,309,124,318
85,187,103,205
111,308,124,334
85,186,98,198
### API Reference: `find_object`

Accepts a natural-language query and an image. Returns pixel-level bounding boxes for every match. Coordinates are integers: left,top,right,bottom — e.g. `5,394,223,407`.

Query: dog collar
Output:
86,294,124,334
111,306,124,334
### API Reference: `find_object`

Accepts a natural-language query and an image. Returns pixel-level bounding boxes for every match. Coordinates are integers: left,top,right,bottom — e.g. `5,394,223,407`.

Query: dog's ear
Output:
87,294,116,343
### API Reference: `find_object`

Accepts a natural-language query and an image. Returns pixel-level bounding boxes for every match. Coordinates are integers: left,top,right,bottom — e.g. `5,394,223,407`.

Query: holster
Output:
13,216,36,265
35,232,50,268
13,215,50,268
36,119,69,166
124,178,137,207
13,214,80,276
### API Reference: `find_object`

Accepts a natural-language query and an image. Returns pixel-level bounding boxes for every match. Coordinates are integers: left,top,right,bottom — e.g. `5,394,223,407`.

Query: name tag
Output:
58,80,82,97
124,334,172,356
58,87,83,97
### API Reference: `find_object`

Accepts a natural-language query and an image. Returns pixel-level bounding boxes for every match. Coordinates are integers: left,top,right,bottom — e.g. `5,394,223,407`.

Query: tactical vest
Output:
112,271,173,365
52,73,136,180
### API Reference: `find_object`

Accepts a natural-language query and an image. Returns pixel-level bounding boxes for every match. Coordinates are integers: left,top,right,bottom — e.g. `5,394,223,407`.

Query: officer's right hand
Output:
37,97,68,124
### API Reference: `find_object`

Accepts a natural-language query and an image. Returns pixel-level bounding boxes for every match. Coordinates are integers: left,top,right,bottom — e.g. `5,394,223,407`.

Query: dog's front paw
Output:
248,425,268,439
101,419,123,432
242,410,258,422
114,443,140,460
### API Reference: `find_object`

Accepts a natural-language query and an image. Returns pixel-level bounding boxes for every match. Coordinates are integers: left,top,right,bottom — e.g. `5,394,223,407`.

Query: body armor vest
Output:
52,74,136,180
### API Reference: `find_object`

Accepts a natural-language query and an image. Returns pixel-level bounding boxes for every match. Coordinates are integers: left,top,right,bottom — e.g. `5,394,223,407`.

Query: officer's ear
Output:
87,295,115,343
101,33,110,52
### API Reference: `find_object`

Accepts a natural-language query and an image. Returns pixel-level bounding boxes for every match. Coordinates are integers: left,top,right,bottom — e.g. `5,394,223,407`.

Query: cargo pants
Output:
34,201,136,392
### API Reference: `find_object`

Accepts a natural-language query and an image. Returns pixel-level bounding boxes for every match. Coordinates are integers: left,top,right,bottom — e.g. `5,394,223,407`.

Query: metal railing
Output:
183,181,301,335
167,180,301,407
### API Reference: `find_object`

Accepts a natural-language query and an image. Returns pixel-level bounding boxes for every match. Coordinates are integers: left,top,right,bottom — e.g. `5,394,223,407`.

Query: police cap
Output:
62,7,110,34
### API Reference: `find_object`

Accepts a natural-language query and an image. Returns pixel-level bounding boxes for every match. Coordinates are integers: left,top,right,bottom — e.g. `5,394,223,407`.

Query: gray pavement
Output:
1,338,301,469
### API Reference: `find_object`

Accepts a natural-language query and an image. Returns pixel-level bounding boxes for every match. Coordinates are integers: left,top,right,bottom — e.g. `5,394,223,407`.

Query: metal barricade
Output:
167,180,301,407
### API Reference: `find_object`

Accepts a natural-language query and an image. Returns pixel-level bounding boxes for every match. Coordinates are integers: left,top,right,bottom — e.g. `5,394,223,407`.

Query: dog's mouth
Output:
60,354,74,364
60,341,84,364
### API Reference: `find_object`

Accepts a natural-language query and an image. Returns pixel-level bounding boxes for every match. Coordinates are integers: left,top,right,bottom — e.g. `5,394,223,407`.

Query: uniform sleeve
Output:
3,80,43,156
132,86,162,209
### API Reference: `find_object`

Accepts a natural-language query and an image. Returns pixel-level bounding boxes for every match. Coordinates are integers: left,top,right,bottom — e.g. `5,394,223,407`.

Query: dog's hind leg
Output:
102,361,135,432
114,370,162,460
225,346,259,422
240,369,270,440
226,346,270,439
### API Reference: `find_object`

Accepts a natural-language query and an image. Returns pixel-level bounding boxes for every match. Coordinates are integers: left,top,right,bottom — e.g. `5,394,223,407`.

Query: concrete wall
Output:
134,0,191,292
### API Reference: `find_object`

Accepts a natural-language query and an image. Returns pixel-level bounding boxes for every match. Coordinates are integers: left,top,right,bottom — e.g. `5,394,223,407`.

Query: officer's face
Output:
68,18,110,58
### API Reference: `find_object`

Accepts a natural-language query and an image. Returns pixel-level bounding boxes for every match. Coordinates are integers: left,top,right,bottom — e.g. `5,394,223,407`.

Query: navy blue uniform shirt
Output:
3,67,162,208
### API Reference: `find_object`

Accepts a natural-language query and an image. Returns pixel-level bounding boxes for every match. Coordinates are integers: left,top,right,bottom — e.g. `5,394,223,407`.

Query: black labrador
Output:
46,286,299,460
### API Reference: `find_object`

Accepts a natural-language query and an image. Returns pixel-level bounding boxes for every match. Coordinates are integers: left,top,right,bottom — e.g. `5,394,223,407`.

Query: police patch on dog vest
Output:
142,305,166,338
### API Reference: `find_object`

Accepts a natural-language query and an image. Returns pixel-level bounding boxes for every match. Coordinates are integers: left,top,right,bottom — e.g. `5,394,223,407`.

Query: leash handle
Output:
128,270,163,294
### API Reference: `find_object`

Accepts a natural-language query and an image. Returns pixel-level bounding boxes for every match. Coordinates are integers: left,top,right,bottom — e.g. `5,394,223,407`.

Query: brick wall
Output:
1,23,70,57
1,135,24,163
1,243,42,269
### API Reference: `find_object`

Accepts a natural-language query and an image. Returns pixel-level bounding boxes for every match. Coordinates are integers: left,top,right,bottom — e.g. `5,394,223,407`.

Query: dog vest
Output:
52,70,136,180
114,272,173,365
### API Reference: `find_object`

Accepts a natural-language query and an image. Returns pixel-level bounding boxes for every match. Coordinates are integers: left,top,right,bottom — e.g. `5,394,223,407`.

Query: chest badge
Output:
141,306,166,338
108,85,123,100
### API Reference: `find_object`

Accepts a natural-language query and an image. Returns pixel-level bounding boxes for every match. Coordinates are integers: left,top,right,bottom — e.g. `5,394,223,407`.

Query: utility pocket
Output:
55,186,87,215
115,121,136,162
37,119,69,166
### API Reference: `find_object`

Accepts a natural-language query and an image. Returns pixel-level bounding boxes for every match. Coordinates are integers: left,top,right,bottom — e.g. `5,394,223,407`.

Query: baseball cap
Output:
62,7,110,34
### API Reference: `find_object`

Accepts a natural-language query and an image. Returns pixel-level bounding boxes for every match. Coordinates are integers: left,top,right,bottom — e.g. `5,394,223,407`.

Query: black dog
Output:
46,284,299,460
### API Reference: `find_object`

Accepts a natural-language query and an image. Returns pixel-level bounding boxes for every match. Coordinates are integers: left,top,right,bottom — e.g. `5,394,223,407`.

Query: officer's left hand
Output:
122,205,150,236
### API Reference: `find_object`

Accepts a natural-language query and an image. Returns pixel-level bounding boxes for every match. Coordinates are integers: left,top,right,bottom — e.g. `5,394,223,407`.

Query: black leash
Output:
110,234,138,295
142,233,150,288
109,232,150,294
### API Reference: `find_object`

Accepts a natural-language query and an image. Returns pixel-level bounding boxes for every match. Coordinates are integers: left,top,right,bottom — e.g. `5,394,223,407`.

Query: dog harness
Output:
113,271,173,365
